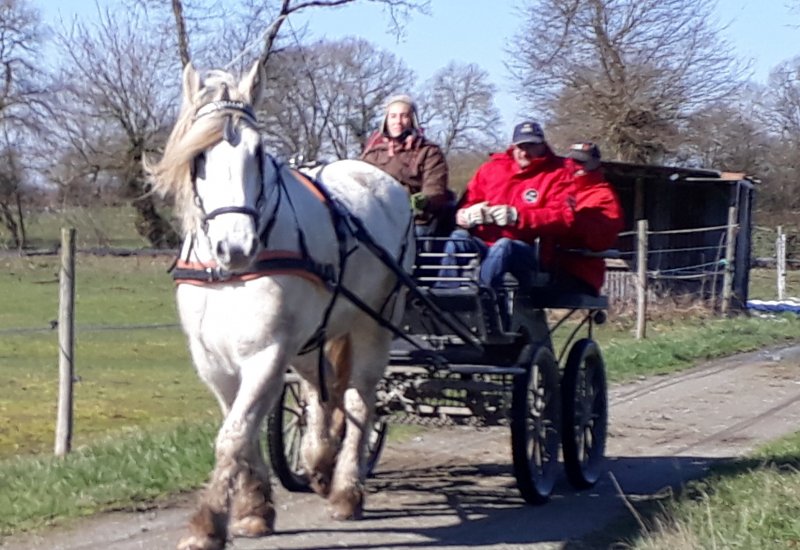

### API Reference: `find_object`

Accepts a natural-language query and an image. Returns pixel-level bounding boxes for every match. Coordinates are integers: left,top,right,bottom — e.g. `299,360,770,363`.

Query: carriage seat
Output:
516,289,608,310
500,247,620,311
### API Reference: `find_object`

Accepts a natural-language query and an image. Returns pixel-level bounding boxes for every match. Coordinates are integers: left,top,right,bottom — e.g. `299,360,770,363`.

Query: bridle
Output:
189,100,266,233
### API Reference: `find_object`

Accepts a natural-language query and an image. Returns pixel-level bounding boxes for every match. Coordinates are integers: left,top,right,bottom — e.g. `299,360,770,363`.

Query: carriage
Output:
266,237,610,504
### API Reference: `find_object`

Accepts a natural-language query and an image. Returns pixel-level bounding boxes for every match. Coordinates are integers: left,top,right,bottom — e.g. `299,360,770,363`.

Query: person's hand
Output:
456,201,489,228
486,204,518,226
410,192,429,214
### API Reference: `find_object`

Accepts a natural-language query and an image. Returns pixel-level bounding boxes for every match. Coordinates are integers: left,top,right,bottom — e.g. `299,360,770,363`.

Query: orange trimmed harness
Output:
172,249,330,287
172,168,335,288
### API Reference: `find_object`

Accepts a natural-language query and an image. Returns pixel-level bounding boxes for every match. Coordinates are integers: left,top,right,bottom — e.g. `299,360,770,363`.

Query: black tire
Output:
266,380,311,492
510,345,562,505
561,338,608,490
365,417,389,475
266,380,388,492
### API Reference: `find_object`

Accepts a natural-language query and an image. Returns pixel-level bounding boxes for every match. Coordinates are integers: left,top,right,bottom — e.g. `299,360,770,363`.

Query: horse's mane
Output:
144,69,257,235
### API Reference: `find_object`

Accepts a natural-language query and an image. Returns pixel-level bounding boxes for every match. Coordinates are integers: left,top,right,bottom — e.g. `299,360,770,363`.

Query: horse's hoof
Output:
229,513,275,538
309,472,331,497
176,534,226,550
329,492,364,521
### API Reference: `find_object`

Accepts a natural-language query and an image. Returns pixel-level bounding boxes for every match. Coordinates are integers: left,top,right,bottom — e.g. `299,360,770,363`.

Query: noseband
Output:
190,100,265,230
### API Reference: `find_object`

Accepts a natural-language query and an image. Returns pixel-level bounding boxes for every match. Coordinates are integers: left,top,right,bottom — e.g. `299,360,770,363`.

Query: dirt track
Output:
4,343,800,550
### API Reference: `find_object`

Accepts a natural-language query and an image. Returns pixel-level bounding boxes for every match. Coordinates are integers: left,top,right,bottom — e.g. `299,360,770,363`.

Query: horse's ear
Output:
239,61,264,107
182,62,201,108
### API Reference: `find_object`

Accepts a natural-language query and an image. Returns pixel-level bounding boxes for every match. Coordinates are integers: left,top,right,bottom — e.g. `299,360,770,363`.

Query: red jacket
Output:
460,148,575,251
552,163,624,293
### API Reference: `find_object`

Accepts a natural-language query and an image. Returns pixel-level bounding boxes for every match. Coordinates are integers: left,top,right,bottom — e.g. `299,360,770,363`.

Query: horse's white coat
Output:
146,62,413,550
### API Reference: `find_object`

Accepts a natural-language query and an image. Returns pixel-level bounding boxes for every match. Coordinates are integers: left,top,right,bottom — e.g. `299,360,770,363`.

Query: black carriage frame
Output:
266,237,610,504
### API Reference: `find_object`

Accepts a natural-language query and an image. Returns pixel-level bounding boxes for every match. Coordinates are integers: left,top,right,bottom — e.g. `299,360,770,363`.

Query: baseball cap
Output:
568,142,601,163
512,121,545,145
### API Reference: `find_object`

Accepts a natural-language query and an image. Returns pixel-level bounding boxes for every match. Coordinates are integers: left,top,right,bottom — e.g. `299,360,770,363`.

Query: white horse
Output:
146,62,414,550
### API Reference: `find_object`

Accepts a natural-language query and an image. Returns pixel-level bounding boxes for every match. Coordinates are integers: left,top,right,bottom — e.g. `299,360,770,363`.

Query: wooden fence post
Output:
777,225,787,301
55,228,76,457
721,206,738,315
636,219,648,340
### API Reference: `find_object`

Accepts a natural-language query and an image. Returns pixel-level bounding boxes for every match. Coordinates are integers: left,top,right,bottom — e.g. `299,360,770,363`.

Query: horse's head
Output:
148,62,267,271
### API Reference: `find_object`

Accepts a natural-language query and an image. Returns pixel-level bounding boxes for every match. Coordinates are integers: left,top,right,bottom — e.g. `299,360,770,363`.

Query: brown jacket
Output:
360,131,450,223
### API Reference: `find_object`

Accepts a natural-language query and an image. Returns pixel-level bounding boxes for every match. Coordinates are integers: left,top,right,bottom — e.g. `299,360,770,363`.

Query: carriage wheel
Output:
266,379,311,492
510,345,562,505
266,379,388,492
561,338,608,490
365,416,389,475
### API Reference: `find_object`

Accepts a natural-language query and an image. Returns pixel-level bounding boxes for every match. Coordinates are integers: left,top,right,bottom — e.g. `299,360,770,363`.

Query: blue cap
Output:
512,121,545,145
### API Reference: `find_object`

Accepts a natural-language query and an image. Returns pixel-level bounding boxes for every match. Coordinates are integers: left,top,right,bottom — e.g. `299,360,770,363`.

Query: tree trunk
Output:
14,189,26,248
0,201,20,249
131,194,180,249
171,0,191,67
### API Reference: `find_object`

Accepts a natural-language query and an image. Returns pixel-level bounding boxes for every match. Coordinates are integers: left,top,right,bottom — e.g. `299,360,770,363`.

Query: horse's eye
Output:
193,153,206,180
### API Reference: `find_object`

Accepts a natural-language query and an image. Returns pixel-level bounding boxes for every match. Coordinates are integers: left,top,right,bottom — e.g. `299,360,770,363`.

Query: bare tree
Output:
677,90,769,173
763,57,800,142
0,0,47,249
160,0,429,72
42,4,181,247
262,39,414,160
417,62,502,156
257,38,413,161
508,0,746,163
753,57,800,212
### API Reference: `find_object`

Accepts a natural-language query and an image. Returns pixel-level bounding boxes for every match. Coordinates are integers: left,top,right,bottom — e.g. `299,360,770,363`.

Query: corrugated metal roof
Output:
598,160,758,184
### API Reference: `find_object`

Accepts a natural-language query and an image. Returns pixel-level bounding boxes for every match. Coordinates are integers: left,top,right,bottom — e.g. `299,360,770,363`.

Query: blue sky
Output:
37,0,799,129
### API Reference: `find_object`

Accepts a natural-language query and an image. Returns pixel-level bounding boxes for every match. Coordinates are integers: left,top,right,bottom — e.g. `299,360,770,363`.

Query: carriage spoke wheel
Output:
511,345,561,505
266,379,389,492
561,338,608,489
365,416,389,475
266,379,311,492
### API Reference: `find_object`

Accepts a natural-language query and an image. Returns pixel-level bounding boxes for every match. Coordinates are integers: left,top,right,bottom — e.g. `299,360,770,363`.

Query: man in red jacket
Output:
441,121,575,288
555,142,624,295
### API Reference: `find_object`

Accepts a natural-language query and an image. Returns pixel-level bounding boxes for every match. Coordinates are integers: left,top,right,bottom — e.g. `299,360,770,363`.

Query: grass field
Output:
0,254,217,459
749,266,800,300
2,206,152,250
613,432,800,549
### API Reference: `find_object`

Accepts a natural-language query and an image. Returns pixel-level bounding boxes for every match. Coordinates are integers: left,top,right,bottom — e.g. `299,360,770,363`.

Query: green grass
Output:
0,422,217,535
596,314,800,382
749,266,800,301
2,206,152,249
0,254,217,458
618,432,800,549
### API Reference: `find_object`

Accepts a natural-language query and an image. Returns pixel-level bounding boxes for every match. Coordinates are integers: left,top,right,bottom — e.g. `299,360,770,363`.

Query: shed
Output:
599,161,756,310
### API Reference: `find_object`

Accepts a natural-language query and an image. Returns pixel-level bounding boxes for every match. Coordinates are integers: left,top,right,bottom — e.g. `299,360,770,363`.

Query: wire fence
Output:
0,323,180,336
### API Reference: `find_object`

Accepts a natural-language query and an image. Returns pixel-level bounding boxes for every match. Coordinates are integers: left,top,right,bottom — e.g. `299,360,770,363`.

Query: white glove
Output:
456,201,489,228
486,204,518,227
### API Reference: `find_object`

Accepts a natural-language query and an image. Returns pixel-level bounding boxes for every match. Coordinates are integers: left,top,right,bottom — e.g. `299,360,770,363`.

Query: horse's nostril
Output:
250,238,258,255
216,241,228,258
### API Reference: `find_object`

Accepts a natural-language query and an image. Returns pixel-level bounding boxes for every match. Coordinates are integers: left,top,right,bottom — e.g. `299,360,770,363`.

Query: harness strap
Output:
171,250,333,287
341,204,483,350
287,164,353,402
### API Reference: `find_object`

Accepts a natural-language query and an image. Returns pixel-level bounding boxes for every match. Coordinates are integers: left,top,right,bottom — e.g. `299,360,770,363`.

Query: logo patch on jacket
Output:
523,189,539,203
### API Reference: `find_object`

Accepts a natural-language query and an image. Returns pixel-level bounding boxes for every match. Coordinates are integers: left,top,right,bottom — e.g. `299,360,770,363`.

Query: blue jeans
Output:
479,237,539,288
438,231,539,289
437,229,488,286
